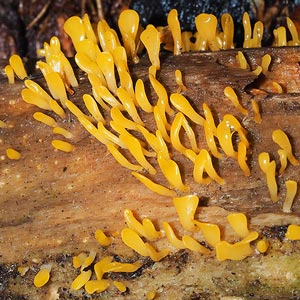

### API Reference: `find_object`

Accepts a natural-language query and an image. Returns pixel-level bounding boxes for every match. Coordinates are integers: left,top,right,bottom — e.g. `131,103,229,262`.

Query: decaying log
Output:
1,47,300,299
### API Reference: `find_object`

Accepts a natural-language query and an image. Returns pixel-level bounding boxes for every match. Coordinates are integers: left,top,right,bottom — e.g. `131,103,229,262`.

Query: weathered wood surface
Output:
1,47,300,299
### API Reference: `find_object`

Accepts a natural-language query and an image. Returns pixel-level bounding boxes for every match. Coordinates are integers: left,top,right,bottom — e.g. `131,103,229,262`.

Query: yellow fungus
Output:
155,130,171,160
96,52,117,94
117,87,144,125
170,112,199,156
242,12,251,48
110,107,138,130
83,13,97,43
194,221,221,247
174,69,187,93
9,54,28,79
107,144,142,171
93,85,122,109
119,131,156,174
73,253,87,269
216,240,253,261
6,148,21,160
220,13,234,49
182,235,210,254
283,180,298,213
216,120,238,159
203,121,222,159
80,251,97,271
95,229,112,247
287,17,300,46
157,151,189,192
252,66,262,76
113,280,127,293
153,105,171,143
147,290,156,300
51,140,74,152
261,54,272,74
286,224,300,240
272,129,299,166
121,228,149,256
258,152,278,202
173,195,199,232
21,88,52,110
33,112,58,127
98,121,125,148
167,9,182,55
36,61,53,78
144,243,170,261
170,93,205,125
49,99,66,118
252,21,264,47
193,149,224,185
85,279,110,294
224,86,248,116
71,270,92,290
236,51,250,70
44,72,68,106
237,141,251,176
118,70,135,99
112,46,129,73
135,79,153,113
0,120,7,128
136,125,159,153
63,16,85,50
251,99,262,123
33,265,51,288
227,213,249,238
140,24,161,69
195,13,219,51
53,127,73,139
162,222,185,249
274,26,287,47
132,171,177,197
118,9,140,63
4,65,15,84
272,81,283,93
94,256,113,280
278,149,288,174
256,240,269,253
64,99,87,119
17,266,29,277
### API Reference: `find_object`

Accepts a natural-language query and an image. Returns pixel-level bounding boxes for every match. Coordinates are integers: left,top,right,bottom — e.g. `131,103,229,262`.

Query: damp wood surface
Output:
1,47,300,299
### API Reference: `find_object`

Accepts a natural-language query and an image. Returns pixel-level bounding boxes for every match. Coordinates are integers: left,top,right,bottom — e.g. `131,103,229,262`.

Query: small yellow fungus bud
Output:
118,9,140,63
170,93,205,125
237,141,251,176
227,213,249,238
236,51,250,70
272,129,299,166
272,81,283,93
83,13,97,43
94,256,113,280
132,171,177,197
252,66,262,76
73,253,87,269
21,88,51,110
4,65,15,84
252,21,264,47
194,221,221,247
17,266,29,276
251,99,262,124
273,26,287,47
33,112,57,128
224,86,248,116
167,9,182,55
144,243,170,262
261,54,272,74
174,69,187,93
287,17,300,46
242,12,251,48
71,270,92,290
85,279,110,294
112,46,129,73
155,130,171,160
121,228,149,256
216,240,253,261
119,131,156,174
113,280,127,293
135,79,154,113
53,127,73,139
44,72,68,106
162,222,185,249
9,54,28,79
95,229,112,247
182,235,210,254
220,13,234,49
33,265,51,288
258,152,278,202
256,240,269,253
117,87,144,125
96,52,117,94
63,16,85,50
107,144,142,171
283,180,298,213
278,149,288,174
173,195,199,232
6,148,21,160
51,140,74,152
80,251,96,271
195,13,218,51
286,224,300,240
157,151,189,192
147,290,156,300
193,149,224,185
140,24,161,69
